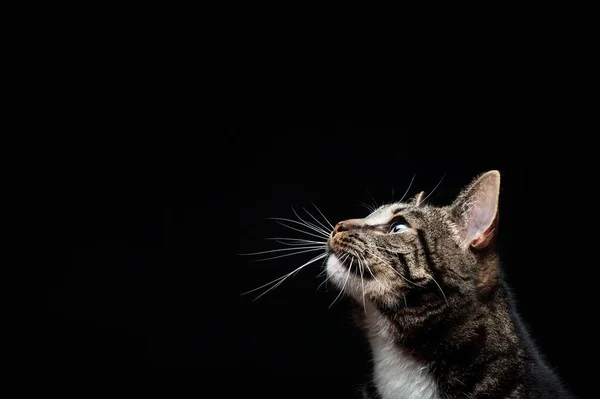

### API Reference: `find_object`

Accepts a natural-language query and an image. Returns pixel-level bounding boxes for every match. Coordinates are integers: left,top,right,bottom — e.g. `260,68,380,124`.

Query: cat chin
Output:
325,254,348,283
326,254,370,304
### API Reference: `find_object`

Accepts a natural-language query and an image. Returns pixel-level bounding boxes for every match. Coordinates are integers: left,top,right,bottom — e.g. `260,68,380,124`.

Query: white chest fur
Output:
365,305,441,399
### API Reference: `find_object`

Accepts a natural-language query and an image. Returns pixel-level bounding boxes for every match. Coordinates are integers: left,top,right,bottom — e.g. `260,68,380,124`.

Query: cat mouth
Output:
328,234,363,255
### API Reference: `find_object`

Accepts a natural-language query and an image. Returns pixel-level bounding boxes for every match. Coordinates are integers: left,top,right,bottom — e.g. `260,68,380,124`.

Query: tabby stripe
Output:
396,252,410,282
416,230,449,304
401,252,429,286
391,206,407,215
354,236,369,246
403,242,428,284
416,229,436,272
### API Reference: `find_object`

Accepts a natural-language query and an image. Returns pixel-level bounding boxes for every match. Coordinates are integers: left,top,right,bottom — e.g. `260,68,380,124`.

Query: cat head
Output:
326,170,501,309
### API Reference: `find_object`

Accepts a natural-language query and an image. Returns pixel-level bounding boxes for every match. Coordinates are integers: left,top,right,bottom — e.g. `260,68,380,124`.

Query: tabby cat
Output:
325,171,573,398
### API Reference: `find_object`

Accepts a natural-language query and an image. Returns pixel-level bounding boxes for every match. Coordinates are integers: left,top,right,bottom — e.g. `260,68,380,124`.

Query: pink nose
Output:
331,219,360,237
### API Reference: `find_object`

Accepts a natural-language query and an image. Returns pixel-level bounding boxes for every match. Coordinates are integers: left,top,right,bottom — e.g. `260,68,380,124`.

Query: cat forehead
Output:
364,203,409,225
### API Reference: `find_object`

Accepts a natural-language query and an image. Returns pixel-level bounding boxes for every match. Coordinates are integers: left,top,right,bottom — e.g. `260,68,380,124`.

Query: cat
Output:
323,171,574,399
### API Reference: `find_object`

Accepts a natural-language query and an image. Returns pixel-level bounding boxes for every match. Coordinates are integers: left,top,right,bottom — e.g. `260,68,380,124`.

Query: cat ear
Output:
450,171,500,249
412,191,425,206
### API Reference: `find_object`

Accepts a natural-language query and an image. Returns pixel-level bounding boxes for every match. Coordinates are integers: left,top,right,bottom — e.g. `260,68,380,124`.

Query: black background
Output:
1,84,592,397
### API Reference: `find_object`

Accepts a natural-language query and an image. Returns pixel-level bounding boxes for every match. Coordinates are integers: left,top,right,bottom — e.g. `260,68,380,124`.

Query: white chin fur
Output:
326,254,363,302
328,253,440,399
326,254,347,284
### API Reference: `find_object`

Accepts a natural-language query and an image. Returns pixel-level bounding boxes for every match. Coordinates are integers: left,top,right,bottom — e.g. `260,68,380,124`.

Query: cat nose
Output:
331,219,358,237
333,222,349,236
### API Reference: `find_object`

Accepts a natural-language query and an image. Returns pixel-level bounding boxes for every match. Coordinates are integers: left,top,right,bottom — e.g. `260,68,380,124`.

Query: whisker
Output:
420,173,447,205
276,215,329,237
319,253,348,293
266,237,326,244
268,238,327,247
359,202,376,213
242,272,291,296
329,256,352,309
239,246,326,256
317,255,335,292
398,174,417,203
316,255,331,279
338,253,350,266
362,247,446,300
316,268,328,278
363,248,426,288
274,221,329,240
291,207,330,236
310,201,335,229
303,207,333,234
430,275,448,304
357,256,367,313
317,272,333,291
272,240,316,247
241,255,320,296
366,189,379,210
359,255,385,288
249,252,329,300
248,247,326,263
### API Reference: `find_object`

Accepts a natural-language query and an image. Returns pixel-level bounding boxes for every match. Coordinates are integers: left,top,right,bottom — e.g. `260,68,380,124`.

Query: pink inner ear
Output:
471,223,496,248
467,200,496,241
454,171,500,247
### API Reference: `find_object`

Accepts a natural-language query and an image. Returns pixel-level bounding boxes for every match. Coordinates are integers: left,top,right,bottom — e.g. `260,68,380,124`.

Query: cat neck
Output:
394,281,519,359
363,301,442,399
362,283,546,398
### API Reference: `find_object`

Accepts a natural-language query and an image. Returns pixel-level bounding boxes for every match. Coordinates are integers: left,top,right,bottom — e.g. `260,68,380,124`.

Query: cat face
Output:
326,171,501,309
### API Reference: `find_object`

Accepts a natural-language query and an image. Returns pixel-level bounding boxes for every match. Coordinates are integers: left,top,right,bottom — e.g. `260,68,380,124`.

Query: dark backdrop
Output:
1,84,591,397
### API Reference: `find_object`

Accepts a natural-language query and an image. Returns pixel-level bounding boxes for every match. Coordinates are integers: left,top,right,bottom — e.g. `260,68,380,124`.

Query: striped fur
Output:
325,171,574,398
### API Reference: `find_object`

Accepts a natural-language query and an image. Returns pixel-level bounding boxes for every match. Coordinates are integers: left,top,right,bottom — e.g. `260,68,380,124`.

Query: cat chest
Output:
367,324,441,399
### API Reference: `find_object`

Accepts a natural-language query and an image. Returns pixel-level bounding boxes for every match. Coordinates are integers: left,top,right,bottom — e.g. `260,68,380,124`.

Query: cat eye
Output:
390,222,409,233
